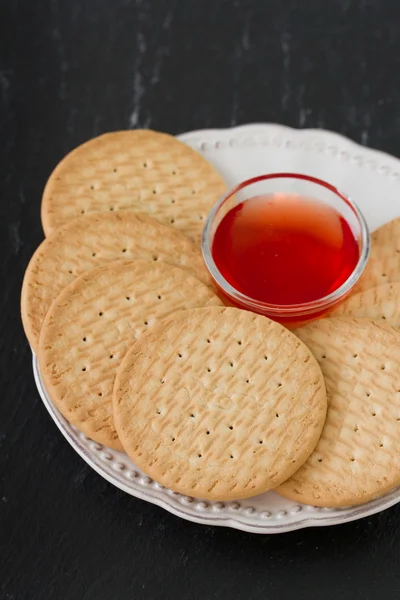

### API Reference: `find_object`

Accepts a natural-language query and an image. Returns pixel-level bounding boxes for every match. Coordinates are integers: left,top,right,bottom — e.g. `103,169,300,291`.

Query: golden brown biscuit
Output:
21,211,210,352
277,317,400,507
38,260,222,450
113,306,327,500
356,217,400,292
330,282,400,327
41,130,226,240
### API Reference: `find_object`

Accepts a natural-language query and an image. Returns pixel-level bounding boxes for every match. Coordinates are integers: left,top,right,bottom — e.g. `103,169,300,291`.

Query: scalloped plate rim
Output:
179,122,400,167
33,353,400,534
31,123,400,534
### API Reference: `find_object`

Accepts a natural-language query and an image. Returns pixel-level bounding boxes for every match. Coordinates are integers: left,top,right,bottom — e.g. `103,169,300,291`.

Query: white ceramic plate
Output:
33,123,400,534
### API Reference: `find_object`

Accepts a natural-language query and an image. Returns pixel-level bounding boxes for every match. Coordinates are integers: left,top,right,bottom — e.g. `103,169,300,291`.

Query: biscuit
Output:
38,260,222,450
41,130,227,240
113,306,327,500
355,217,400,292
277,318,400,507
330,283,400,327
21,211,210,352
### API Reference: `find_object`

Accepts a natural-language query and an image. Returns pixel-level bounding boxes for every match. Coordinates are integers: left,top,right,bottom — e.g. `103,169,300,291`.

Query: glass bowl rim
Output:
201,172,371,316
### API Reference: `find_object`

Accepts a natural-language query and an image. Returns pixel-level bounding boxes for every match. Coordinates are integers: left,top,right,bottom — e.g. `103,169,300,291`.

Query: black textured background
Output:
2,1,400,598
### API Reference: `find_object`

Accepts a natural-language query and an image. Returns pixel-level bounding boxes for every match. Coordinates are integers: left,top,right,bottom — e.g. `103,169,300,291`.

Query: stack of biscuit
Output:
21,129,400,509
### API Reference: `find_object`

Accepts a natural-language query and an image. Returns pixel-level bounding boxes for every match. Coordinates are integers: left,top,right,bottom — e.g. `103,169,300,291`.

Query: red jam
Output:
212,193,360,305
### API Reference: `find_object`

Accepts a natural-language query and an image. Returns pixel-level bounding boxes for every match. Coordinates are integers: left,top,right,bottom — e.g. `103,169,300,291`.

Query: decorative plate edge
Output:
178,123,400,179
32,123,400,533
33,350,400,534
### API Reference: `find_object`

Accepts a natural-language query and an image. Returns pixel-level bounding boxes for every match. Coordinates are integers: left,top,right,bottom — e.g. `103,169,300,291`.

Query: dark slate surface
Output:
2,0,400,598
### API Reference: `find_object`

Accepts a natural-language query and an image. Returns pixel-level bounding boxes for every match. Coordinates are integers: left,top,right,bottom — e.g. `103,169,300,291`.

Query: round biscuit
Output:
330,282,400,327
41,129,227,240
355,217,400,293
277,317,400,507
21,211,210,353
38,260,222,450
371,216,400,246
113,306,327,501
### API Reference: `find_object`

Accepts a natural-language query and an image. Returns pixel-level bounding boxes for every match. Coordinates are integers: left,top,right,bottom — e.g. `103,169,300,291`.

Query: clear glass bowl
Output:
202,173,370,326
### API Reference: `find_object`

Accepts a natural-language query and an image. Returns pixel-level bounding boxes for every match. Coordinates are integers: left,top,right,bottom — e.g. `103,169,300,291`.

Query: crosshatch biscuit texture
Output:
355,217,400,293
277,318,400,507
21,211,210,353
330,282,400,327
38,260,222,450
41,129,227,240
113,306,327,501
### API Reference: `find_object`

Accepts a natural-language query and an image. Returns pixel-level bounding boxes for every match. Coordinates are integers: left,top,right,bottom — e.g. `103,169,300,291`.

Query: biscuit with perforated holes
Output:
22,211,211,353
41,130,227,240
113,306,327,501
330,282,400,326
355,217,400,293
277,317,400,507
38,260,222,450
